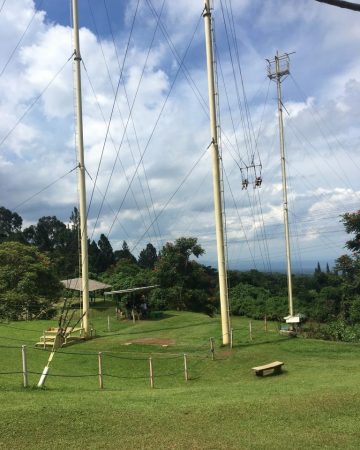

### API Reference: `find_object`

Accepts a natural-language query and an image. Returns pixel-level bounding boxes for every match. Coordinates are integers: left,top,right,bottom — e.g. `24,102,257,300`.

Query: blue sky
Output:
1,0,360,273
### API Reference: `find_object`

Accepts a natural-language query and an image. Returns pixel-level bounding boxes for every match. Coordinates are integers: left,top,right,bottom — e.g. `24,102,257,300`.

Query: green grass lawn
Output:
0,307,360,449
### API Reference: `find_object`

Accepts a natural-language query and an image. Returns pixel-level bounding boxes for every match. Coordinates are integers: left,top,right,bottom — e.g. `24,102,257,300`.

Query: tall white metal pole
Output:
203,0,230,345
275,53,294,317
72,0,90,337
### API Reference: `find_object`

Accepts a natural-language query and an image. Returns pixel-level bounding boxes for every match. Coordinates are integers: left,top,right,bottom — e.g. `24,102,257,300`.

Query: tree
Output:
64,207,81,277
0,206,23,243
101,258,142,291
341,210,360,254
155,237,204,288
138,243,157,269
0,242,62,320
315,262,322,274
114,241,137,264
153,237,213,312
23,216,67,252
24,215,77,278
97,234,115,272
334,254,358,279
88,240,100,275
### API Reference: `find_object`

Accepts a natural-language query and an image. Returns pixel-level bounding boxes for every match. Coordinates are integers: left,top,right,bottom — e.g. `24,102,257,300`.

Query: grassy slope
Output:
0,308,360,449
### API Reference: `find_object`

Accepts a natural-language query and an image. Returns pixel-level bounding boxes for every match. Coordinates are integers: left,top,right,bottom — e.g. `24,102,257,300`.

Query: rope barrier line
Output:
0,323,50,333
0,328,282,386
32,347,189,360
0,335,34,343
103,373,148,380
0,371,23,375
27,371,98,378
0,343,218,383
104,353,183,361
0,344,23,349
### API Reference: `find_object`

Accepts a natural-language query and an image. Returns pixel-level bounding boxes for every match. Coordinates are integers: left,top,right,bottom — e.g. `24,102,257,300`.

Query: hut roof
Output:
61,278,112,292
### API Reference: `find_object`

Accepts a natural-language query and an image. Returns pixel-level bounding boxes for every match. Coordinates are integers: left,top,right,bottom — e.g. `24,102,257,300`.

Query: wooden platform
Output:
252,361,284,377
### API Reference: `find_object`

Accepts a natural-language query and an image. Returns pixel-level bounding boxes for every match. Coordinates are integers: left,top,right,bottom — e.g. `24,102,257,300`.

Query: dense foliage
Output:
0,242,62,320
2,205,360,337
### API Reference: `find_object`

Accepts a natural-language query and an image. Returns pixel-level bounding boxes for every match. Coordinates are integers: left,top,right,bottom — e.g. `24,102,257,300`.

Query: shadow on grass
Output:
232,336,290,350
253,369,288,378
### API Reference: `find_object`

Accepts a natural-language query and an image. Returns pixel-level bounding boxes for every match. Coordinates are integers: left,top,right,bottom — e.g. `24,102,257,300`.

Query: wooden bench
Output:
252,361,284,377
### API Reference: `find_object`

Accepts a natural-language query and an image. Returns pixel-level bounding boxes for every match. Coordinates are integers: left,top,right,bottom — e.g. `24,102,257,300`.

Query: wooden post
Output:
249,320,253,341
98,352,104,389
149,357,154,388
210,337,215,360
184,354,189,381
132,309,136,324
43,330,46,349
264,315,268,332
107,315,110,332
21,345,28,388
230,328,233,349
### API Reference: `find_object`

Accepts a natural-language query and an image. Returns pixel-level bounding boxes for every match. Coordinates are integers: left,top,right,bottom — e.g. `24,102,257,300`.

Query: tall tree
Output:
0,206,23,243
315,262,322,274
23,212,80,278
23,216,67,252
88,240,100,275
114,241,137,264
153,237,212,312
97,234,115,272
156,237,205,287
138,243,157,269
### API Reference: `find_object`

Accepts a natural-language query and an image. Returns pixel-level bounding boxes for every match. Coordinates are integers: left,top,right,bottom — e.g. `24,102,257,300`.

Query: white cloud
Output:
0,0,359,271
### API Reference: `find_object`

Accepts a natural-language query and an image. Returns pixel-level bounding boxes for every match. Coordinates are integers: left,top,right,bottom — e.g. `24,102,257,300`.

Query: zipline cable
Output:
0,53,73,149
13,165,78,210
0,0,44,78
106,15,202,240
102,0,164,249
86,0,141,236
0,0,7,14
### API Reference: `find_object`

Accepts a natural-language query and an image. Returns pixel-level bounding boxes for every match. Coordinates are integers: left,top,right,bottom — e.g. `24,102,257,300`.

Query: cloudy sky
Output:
1,0,360,272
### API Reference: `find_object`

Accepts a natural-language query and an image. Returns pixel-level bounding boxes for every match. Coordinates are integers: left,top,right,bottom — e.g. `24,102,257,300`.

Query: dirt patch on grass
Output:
126,337,176,346
215,350,233,359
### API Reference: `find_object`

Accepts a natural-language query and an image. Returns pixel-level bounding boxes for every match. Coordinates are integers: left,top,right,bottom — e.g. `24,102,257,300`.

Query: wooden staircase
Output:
35,327,85,349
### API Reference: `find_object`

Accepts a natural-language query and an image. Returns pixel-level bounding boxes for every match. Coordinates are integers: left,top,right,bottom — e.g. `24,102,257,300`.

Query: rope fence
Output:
0,317,284,390
0,342,216,390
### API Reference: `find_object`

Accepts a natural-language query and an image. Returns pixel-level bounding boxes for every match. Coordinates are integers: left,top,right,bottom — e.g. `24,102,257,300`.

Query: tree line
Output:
1,205,360,341
0,206,217,319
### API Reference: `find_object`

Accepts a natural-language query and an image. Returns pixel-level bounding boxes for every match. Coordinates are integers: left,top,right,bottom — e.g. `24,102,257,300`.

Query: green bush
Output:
320,320,360,342
0,242,62,320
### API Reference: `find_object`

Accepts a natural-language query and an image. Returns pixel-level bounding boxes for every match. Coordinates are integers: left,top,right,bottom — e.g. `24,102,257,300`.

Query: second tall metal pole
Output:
72,0,90,337
203,0,230,345
275,53,294,317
